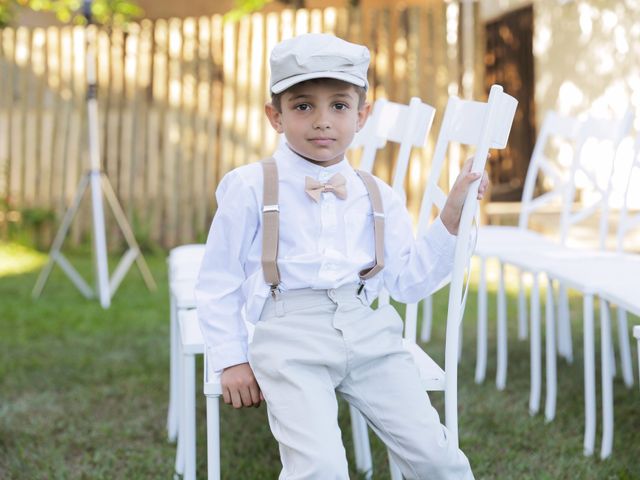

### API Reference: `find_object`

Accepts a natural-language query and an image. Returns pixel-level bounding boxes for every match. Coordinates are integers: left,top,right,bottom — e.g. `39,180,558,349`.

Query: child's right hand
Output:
221,362,264,408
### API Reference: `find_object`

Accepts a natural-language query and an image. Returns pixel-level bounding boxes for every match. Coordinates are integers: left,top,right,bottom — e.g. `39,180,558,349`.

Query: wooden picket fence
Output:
0,4,461,248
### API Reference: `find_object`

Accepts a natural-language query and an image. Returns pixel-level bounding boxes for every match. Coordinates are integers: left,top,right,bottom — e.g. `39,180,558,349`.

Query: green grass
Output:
0,243,638,479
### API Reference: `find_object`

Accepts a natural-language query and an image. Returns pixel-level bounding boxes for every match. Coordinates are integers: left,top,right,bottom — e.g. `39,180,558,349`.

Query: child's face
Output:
265,79,370,167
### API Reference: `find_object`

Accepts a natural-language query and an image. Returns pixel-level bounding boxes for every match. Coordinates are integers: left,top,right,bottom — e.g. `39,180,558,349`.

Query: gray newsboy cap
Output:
269,33,370,94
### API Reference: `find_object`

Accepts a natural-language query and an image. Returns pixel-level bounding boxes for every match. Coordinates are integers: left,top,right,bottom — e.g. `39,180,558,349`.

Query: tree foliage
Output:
225,0,305,21
0,0,143,27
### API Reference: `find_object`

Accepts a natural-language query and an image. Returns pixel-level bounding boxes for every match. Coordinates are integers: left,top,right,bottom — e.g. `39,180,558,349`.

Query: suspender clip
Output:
263,204,279,213
270,284,281,299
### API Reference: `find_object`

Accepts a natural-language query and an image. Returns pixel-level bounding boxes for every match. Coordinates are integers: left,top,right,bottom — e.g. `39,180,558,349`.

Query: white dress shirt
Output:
195,143,456,371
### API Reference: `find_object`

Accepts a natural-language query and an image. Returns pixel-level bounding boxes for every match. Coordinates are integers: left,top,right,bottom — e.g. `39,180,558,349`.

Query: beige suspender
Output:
260,158,385,291
355,170,385,281
261,158,281,290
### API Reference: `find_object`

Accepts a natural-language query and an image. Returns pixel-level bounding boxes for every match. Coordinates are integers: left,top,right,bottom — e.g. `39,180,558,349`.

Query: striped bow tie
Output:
304,173,348,202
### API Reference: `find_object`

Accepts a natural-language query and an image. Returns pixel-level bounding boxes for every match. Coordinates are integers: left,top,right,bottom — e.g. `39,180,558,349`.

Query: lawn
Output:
0,243,638,479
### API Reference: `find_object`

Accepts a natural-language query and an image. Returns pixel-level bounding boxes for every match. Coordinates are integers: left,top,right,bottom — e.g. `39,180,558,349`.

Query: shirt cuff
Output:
428,216,457,255
210,340,249,372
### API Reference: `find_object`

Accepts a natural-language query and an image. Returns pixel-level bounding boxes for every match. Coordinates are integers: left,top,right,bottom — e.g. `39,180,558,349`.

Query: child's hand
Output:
440,156,489,235
221,362,264,408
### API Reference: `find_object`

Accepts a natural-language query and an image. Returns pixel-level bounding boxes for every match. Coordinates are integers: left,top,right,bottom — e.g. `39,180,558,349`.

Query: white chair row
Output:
473,108,639,458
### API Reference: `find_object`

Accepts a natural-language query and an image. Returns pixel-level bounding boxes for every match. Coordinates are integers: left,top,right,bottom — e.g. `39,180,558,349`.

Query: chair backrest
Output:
518,110,583,230
617,132,640,251
512,108,632,248
558,109,633,247
415,86,517,237
168,244,206,281
350,96,436,194
412,85,517,447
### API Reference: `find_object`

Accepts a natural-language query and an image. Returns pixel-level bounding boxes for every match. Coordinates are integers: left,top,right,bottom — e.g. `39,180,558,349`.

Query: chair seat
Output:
475,226,557,257
501,249,640,315
402,340,445,391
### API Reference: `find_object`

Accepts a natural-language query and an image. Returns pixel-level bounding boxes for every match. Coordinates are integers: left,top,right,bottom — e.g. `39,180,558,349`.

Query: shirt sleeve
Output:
381,184,457,304
195,168,260,372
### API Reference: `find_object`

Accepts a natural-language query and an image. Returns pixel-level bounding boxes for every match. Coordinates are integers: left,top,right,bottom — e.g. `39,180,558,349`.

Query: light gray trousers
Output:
248,284,474,480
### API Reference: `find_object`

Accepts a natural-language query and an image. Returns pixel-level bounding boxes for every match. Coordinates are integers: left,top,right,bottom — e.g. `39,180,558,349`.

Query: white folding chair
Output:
377,84,518,479
348,96,436,478
167,244,205,444
472,110,584,386
165,244,205,480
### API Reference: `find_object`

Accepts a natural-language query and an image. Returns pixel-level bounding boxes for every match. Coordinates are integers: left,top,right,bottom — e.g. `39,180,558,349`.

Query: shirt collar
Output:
274,141,354,179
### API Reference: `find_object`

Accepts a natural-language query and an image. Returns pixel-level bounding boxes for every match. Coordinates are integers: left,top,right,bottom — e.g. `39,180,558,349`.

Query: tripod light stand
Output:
32,0,156,308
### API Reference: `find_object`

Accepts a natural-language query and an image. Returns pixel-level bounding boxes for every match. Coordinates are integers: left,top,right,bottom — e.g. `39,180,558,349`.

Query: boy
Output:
196,33,482,479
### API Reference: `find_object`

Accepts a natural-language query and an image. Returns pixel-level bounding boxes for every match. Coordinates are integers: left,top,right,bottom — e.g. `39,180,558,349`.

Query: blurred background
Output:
0,0,638,249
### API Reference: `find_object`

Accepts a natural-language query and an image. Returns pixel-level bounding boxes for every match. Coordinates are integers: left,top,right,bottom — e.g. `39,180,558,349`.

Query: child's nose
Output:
312,110,331,129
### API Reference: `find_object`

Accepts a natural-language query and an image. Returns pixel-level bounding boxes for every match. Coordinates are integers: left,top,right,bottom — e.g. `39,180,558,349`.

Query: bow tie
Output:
305,173,348,202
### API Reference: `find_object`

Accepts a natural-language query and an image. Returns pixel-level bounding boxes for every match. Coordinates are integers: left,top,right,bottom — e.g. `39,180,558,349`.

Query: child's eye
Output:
295,103,311,111
333,103,349,111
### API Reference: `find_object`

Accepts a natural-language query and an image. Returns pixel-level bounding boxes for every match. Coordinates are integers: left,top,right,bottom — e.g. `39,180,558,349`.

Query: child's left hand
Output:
440,156,489,235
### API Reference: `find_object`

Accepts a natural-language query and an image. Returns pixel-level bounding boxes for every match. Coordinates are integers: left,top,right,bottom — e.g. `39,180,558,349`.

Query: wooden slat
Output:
147,19,167,243
9,27,24,210
0,30,9,205
205,14,224,220
39,28,58,213
163,17,182,247
134,19,153,238
178,17,197,244
23,28,41,209
192,16,211,238
219,19,236,180
68,26,86,244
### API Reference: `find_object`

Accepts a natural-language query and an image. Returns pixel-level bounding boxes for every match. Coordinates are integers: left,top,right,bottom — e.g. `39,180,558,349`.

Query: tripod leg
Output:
32,174,91,299
101,174,157,291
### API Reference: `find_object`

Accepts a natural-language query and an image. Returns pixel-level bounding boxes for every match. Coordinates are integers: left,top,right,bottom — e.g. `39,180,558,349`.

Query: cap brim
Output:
271,71,367,94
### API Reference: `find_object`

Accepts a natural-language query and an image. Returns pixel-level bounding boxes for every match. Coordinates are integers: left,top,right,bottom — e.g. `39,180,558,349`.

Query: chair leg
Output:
175,347,185,476
583,294,596,457
557,284,573,363
616,308,634,388
388,450,403,480
419,296,432,343
600,299,614,460
496,262,507,391
168,294,179,442
206,395,221,480
184,353,197,480
529,272,541,416
544,277,557,423
350,406,372,479
517,269,528,340
475,256,487,384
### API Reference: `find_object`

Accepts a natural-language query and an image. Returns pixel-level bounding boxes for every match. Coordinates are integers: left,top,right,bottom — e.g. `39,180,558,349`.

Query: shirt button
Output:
327,288,337,300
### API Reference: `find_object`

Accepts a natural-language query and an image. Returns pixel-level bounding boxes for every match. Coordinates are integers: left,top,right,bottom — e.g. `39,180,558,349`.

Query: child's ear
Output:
265,102,284,133
356,102,371,132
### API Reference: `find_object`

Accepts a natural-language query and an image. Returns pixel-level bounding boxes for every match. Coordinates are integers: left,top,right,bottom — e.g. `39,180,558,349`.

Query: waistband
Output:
261,283,364,317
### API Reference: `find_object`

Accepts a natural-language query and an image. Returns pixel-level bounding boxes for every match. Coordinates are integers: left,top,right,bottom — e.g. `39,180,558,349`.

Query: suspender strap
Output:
261,158,281,288
355,170,385,281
